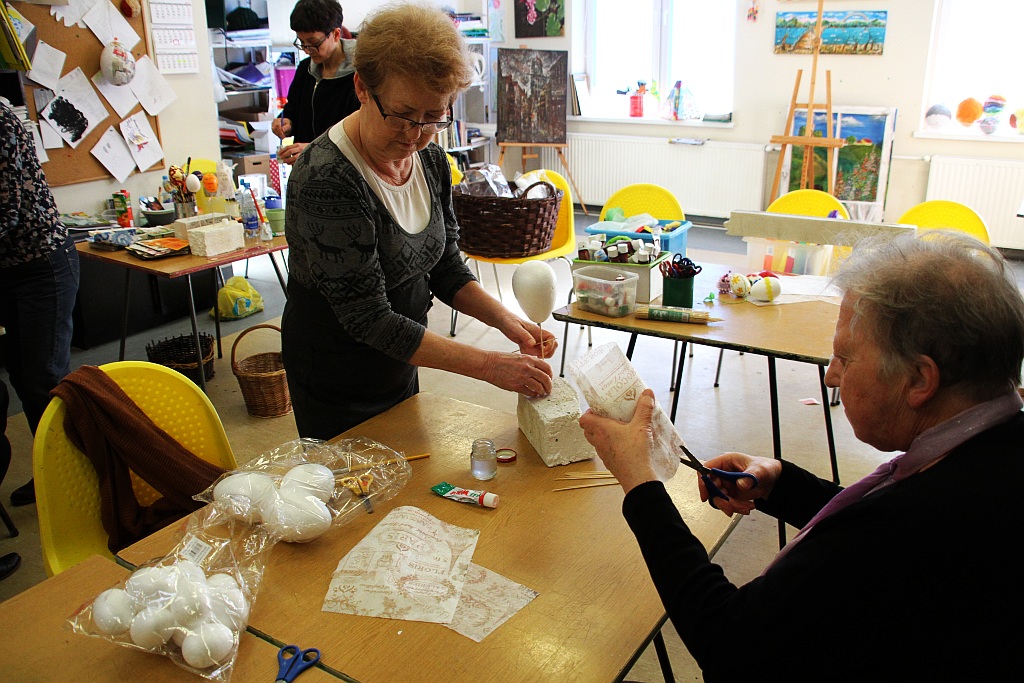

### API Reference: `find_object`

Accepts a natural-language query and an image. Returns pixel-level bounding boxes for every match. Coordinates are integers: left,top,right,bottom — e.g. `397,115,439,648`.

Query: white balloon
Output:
512,261,558,324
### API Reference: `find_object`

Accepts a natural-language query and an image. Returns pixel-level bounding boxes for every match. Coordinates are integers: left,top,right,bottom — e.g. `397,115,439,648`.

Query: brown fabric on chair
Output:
51,365,226,552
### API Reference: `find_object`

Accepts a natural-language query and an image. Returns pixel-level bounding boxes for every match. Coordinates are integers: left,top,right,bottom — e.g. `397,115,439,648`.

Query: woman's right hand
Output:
271,116,291,138
698,452,782,515
482,351,553,398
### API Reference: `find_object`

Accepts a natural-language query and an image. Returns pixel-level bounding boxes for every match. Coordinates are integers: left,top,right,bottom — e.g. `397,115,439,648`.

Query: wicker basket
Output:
453,181,563,258
231,324,292,418
145,334,215,384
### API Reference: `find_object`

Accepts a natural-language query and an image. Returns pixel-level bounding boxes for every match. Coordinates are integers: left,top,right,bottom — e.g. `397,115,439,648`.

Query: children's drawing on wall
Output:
785,106,897,221
489,0,505,42
774,10,886,55
496,48,567,144
515,0,565,38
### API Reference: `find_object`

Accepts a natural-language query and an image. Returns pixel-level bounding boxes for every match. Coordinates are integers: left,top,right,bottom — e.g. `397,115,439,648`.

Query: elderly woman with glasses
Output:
281,2,557,440
272,0,359,165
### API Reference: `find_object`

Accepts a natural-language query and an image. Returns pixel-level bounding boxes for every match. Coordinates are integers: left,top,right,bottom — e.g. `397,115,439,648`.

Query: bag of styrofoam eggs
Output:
69,504,274,681
195,437,412,543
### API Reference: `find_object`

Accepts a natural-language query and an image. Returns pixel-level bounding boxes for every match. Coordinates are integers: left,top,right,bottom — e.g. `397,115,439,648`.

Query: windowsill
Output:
568,115,734,129
913,129,1024,144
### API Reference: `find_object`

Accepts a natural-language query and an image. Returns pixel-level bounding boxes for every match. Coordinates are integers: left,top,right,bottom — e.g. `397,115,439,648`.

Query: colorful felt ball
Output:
983,95,1006,115
1011,109,1024,132
924,103,952,130
979,116,999,135
955,98,983,126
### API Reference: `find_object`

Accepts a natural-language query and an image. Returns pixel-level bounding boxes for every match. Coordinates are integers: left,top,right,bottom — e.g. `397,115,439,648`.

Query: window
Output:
580,0,736,121
922,0,1024,139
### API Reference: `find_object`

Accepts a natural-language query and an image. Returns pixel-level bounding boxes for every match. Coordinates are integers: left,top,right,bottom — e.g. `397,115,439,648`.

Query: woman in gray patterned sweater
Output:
282,3,557,439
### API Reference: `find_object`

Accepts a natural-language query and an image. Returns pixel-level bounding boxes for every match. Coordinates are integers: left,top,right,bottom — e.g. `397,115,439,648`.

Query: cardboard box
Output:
218,107,274,124
231,153,271,176
572,252,670,304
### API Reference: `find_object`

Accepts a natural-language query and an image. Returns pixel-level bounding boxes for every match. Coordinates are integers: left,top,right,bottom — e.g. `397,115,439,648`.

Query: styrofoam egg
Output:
512,261,558,324
185,173,202,193
130,605,177,650
206,572,241,594
173,560,207,585
749,276,783,302
169,572,212,626
208,583,250,631
263,487,333,543
181,621,235,669
125,566,176,611
213,471,278,523
280,463,335,503
729,273,751,297
92,588,135,635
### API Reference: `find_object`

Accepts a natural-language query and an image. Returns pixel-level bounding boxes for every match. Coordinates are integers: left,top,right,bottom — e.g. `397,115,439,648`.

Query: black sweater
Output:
281,56,360,143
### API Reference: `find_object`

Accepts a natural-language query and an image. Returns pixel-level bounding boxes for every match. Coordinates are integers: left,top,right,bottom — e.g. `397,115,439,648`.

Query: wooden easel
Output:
497,142,590,215
769,0,846,204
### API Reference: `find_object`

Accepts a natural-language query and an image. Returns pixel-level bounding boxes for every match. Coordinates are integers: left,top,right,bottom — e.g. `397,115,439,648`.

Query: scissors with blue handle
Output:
679,445,758,509
276,644,320,683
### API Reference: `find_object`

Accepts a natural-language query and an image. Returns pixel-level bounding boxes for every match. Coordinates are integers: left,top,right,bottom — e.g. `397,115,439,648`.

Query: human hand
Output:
271,116,291,138
696,452,782,515
579,388,659,493
483,350,553,398
513,321,558,359
277,142,308,165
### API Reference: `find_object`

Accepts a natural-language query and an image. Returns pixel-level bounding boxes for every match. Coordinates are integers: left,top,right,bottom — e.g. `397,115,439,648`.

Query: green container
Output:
662,276,694,308
265,208,285,236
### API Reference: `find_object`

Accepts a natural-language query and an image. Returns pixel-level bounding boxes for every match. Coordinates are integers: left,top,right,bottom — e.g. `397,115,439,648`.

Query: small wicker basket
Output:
145,333,215,384
453,181,563,258
231,324,292,418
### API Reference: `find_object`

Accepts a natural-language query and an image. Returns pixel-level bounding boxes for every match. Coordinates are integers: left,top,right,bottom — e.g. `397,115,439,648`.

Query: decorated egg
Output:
924,103,952,130
213,471,278,523
717,271,732,295
263,487,333,543
280,463,335,503
181,621,235,669
168,165,187,188
512,261,558,324
955,97,983,126
130,604,177,650
749,276,783,302
202,172,219,195
92,588,135,635
99,41,136,86
729,273,751,297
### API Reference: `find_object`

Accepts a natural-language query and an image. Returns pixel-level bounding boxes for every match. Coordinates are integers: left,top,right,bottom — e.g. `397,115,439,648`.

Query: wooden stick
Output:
635,305,723,324
556,472,617,480
336,453,429,474
553,481,621,492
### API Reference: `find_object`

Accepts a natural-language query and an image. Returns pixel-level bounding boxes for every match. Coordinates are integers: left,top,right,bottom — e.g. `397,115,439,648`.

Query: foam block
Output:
517,377,595,467
188,220,244,257
171,212,233,240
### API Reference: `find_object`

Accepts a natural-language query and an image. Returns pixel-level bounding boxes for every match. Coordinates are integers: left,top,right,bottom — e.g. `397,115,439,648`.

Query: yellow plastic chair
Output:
33,361,237,577
599,183,685,221
452,170,576,334
898,200,990,244
767,188,850,219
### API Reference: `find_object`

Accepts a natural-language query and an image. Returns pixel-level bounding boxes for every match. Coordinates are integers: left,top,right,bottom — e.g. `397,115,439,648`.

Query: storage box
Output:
585,220,691,255
572,266,639,318
572,252,670,304
233,153,271,176
744,237,835,276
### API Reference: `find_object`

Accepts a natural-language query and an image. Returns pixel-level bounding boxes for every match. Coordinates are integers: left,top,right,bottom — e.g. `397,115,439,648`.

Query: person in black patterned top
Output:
0,99,80,507
282,3,557,440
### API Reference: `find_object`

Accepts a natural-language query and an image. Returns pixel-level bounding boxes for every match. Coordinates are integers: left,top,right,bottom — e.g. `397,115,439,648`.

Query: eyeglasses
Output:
293,34,329,53
370,92,453,134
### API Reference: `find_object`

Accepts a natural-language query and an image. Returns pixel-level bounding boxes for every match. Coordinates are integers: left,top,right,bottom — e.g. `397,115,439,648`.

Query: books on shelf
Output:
570,73,591,117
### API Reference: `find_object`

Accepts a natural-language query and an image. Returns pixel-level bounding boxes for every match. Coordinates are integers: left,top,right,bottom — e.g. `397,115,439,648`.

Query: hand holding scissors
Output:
276,644,320,683
679,445,758,509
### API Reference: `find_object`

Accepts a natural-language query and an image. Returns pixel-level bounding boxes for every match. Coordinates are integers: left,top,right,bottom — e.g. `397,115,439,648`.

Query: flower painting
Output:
515,0,565,38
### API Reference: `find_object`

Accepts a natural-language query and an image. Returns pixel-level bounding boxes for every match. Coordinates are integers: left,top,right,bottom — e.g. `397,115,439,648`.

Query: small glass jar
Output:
470,438,497,481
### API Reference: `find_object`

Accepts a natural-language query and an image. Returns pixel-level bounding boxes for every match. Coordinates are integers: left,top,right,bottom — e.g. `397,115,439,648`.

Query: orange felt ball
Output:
956,97,983,126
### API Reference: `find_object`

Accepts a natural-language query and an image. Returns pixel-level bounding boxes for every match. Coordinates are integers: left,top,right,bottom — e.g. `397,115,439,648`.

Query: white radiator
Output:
535,134,766,218
926,156,1024,249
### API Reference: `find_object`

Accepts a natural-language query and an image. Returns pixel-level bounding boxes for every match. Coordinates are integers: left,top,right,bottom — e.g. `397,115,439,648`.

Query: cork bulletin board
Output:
11,0,162,187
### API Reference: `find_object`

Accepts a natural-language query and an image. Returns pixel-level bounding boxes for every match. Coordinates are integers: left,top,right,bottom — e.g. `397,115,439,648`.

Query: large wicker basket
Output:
146,333,215,384
231,324,292,418
453,181,563,258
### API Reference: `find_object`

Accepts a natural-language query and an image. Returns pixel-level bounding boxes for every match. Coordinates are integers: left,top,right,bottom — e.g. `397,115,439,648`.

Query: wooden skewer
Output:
553,481,621,492
635,305,723,324
336,453,430,474
556,472,617,480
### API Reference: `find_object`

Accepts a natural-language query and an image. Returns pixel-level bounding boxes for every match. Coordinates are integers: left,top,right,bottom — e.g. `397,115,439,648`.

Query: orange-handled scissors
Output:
340,474,374,513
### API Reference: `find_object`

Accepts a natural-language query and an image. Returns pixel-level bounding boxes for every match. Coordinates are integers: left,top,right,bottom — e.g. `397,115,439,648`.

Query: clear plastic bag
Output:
458,163,513,197
195,438,413,543
69,505,275,682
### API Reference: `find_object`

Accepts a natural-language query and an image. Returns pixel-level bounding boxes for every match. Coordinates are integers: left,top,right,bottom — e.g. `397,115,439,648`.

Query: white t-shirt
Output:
329,122,430,235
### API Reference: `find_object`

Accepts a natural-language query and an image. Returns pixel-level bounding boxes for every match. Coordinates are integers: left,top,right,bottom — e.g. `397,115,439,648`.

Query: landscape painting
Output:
496,48,567,144
775,11,887,55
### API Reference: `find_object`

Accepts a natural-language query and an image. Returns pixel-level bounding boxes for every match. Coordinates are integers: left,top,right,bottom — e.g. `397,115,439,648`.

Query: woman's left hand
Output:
505,318,558,359
482,351,554,398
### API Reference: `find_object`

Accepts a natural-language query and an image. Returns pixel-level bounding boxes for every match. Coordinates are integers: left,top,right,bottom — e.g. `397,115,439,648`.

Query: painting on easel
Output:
496,48,567,145
784,106,897,221
775,10,887,55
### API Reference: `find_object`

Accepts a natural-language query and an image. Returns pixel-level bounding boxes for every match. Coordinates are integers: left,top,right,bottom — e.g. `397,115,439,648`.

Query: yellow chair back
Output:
897,200,990,244
33,361,237,576
767,189,850,219
600,183,685,221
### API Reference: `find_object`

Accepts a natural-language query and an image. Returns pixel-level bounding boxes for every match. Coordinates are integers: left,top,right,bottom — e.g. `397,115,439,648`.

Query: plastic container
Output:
743,237,835,276
585,220,691,256
572,266,639,318
265,208,285,235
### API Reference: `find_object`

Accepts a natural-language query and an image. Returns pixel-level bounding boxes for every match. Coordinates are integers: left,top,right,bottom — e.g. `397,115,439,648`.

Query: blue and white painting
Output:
775,11,887,55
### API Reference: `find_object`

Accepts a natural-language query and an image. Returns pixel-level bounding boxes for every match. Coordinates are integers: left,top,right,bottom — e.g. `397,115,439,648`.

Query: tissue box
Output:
172,212,233,240
517,377,595,467
187,220,244,257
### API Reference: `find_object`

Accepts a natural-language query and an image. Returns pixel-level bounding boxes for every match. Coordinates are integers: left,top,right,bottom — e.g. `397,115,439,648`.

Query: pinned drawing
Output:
775,10,886,55
496,48,567,145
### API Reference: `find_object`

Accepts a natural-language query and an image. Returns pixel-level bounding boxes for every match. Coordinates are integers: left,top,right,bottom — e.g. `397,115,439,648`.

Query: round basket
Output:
145,333,215,384
453,181,562,258
231,324,292,418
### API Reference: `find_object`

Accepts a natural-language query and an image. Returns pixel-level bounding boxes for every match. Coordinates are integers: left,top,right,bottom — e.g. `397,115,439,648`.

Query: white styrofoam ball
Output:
208,583,250,631
130,605,177,650
512,261,558,324
181,621,235,669
169,573,212,626
125,566,176,611
206,572,240,594
263,487,333,543
281,463,335,503
173,560,208,586
92,588,135,635
213,471,278,523
749,276,783,302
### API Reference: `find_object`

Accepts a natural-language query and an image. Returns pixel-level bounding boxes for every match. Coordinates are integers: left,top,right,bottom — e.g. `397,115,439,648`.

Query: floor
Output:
2,213,1019,681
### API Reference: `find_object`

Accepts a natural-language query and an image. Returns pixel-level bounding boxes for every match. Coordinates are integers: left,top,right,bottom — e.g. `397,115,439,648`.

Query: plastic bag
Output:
512,169,554,199
195,437,412,543
210,275,264,320
458,163,513,197
567,342,681,481
69,505,275,682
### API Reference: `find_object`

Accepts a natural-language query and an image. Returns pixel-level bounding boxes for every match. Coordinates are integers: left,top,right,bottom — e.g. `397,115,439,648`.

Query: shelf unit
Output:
211,28,274,153
443,37,492,170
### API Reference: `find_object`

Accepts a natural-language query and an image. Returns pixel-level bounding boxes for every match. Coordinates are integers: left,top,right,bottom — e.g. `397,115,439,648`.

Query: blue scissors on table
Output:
276,644,321,683
679,445,758,509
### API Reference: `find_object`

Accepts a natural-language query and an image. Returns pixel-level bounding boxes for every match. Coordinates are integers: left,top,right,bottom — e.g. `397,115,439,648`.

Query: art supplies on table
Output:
125,237,191,260
634,304,722,324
